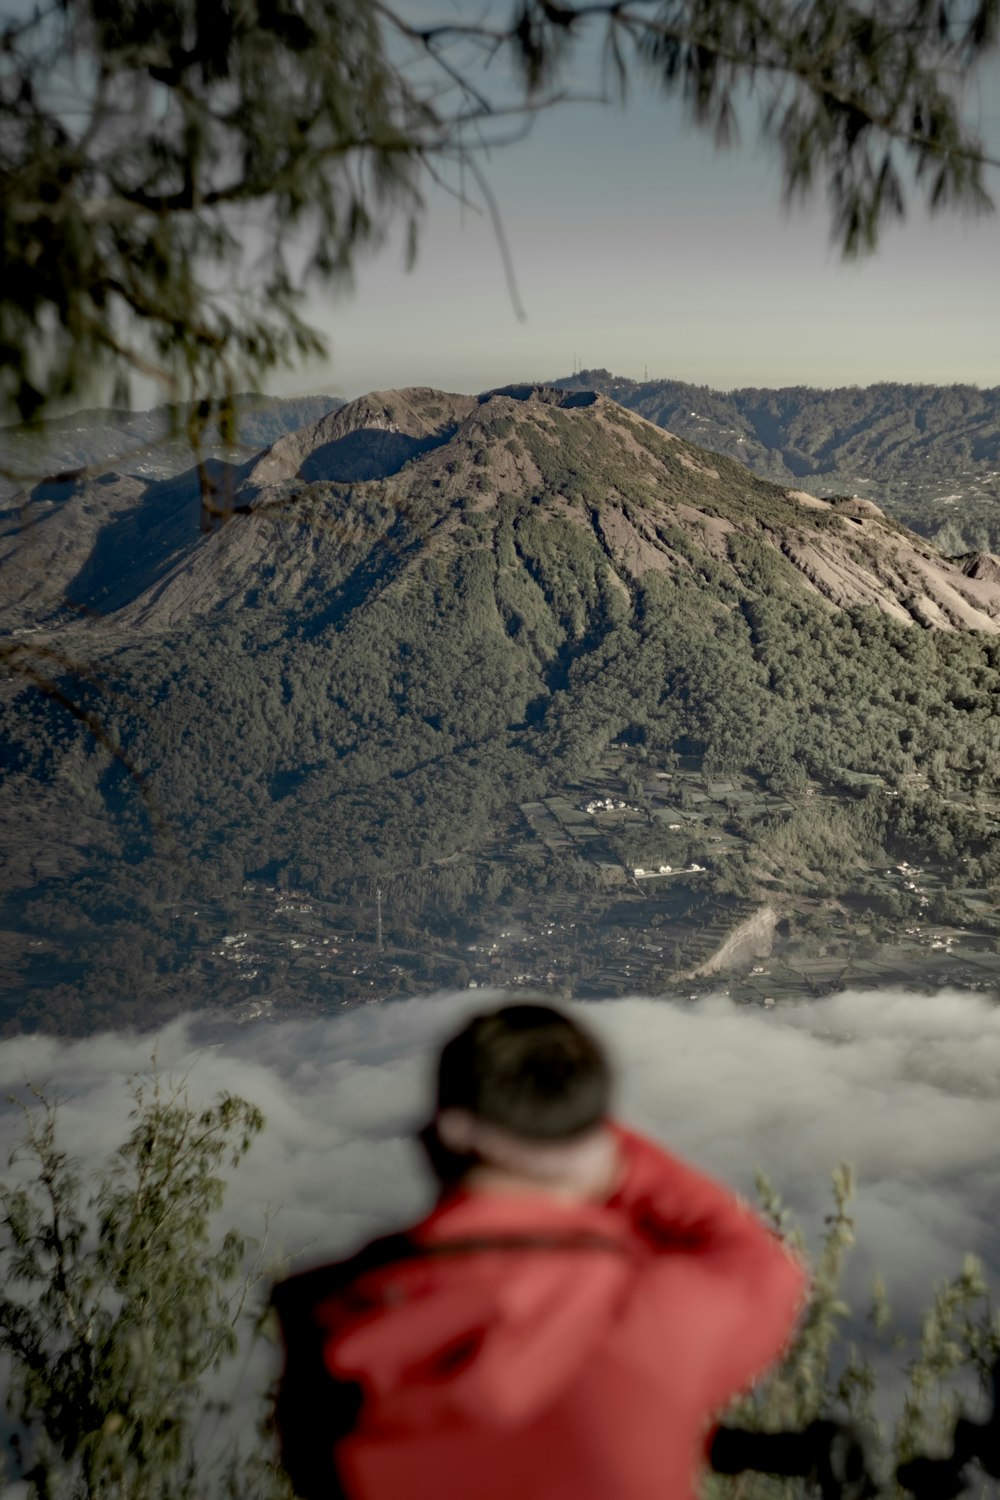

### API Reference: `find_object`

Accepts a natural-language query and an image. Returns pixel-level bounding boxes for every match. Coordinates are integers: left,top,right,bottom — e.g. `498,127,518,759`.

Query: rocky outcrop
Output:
769,494,1000,631
958,551,1000,585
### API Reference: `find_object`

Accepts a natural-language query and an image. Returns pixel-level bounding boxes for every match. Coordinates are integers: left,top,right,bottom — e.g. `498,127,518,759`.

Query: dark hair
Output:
435,1003,611,1142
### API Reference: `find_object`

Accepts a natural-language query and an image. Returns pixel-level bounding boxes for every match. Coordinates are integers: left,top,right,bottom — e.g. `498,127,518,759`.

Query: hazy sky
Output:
274,28,1000,401
4,988,1000,1458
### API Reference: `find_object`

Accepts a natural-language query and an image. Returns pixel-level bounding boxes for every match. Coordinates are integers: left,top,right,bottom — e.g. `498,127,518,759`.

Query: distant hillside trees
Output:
555,374,1000,547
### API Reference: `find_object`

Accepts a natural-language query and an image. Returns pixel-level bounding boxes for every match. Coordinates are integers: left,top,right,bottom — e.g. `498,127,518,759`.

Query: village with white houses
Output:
154,748,1000,1026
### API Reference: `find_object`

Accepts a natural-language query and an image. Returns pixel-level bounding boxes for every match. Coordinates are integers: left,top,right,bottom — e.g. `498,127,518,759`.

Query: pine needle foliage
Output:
2,0,998,421
0,1073,266,1500
1,0,433,422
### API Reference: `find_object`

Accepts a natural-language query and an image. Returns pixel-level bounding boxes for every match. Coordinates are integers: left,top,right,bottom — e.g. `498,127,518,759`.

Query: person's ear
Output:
435,1108,479,1155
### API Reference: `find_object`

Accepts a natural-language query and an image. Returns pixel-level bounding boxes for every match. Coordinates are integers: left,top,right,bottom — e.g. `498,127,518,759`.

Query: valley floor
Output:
5,750,1000,1034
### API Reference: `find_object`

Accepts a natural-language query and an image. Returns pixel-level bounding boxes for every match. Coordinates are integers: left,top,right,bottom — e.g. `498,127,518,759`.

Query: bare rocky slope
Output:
552,370,1000,551
67,383,1000,637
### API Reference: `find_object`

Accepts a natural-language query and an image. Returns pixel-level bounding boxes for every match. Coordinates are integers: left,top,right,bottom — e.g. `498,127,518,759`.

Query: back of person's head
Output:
435,1002,611,1142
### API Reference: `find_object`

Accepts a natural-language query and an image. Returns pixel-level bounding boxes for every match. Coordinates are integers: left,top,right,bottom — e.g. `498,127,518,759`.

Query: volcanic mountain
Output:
5,383,1000,1031
10,382,1000,636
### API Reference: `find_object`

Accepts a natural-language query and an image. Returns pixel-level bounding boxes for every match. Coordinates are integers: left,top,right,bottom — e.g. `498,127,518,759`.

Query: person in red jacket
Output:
273,1002,808,1500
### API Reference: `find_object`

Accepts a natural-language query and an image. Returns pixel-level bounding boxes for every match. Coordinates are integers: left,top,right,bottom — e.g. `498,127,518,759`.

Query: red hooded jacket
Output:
274,1123,807,1500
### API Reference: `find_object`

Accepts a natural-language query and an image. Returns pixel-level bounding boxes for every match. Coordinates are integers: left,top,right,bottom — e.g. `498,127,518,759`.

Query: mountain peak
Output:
478,383,599,409
11,383,1000,640
244,387,480,489
201,384,1000,637
242,384,606,492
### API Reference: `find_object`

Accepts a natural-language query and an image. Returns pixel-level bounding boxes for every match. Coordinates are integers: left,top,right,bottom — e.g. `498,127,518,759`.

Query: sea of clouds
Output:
2,987,1000,1449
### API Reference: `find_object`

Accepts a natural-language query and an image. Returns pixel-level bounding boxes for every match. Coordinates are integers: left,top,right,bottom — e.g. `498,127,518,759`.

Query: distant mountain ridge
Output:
0,391,343,502
9,374,1000,549
552,371,1000,551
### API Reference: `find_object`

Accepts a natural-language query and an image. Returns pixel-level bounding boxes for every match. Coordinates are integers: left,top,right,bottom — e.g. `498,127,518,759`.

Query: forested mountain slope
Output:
553,372,1000,553
4,385,1000,1032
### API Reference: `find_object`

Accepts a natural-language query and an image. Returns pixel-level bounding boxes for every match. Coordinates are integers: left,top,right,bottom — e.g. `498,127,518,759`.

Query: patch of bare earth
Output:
674,504,736,559
903,552,1000,628
775,535,910,621
593,500,686,579
677,451,719,478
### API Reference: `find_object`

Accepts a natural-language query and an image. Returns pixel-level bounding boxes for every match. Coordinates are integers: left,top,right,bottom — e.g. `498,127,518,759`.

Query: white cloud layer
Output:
2,987,999,1447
